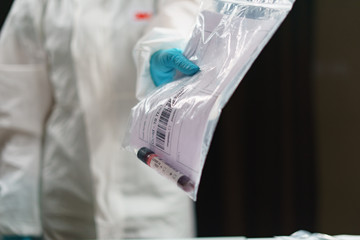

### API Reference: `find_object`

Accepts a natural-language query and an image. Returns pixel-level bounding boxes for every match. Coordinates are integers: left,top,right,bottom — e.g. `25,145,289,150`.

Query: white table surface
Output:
108,236,360,240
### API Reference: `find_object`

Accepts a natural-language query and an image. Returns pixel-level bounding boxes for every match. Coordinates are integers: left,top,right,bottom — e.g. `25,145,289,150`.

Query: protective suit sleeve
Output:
133,0,201,100
0,0,52,236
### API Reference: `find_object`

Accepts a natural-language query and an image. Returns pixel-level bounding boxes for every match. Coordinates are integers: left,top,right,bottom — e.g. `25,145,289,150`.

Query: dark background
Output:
1,0,360,237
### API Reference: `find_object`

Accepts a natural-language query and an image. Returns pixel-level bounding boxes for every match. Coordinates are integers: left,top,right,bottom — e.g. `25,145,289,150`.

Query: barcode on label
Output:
155,99,173,150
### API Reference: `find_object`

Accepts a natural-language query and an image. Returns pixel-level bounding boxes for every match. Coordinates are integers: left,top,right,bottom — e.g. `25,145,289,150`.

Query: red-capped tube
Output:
137,147,195,193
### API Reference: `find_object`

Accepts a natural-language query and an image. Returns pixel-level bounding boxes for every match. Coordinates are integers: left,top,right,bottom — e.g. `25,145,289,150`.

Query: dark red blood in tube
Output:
137,147,194,192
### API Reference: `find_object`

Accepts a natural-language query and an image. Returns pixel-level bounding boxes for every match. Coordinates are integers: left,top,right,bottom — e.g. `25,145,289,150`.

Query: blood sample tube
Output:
137,147,195,193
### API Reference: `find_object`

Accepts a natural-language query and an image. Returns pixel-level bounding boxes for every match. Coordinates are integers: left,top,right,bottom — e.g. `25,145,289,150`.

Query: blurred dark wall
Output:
313,0,360,234
0,0,13,29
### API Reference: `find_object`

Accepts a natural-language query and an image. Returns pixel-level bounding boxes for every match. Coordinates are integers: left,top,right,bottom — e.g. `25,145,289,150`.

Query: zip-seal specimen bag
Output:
123,0,295,200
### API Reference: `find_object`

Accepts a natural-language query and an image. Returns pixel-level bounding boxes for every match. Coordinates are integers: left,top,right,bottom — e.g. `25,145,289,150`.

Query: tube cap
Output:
137,147,154,163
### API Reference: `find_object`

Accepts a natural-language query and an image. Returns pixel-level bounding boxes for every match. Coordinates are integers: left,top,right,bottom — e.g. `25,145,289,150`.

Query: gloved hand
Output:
150,48,200,86
2,236,42,240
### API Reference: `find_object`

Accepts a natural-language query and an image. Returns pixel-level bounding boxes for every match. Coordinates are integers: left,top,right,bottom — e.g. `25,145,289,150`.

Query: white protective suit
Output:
0,0,200,239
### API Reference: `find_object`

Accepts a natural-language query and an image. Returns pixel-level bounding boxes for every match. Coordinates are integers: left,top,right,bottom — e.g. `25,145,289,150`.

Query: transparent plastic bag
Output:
123,0,295,200
277,230,340,240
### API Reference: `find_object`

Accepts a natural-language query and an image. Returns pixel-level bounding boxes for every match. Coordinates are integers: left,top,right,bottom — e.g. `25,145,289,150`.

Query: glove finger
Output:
169,53,200,76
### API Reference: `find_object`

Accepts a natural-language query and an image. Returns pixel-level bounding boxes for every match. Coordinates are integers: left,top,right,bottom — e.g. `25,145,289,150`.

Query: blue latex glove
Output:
2,236,42,240
150,48,200,86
